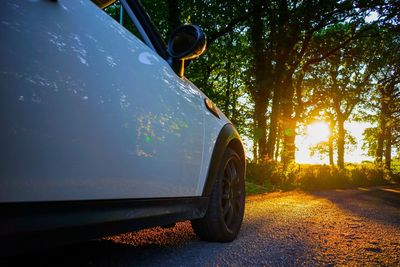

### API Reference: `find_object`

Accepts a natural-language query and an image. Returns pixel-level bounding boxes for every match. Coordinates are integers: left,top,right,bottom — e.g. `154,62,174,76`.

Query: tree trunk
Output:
376,90,387,164
253,143,258,163
266,51,289,159
281,78,296,166
274,126,281,161
266,88,281,159
281,119,296,166
231,84,238,126
328,121,335,167
224,53,232,118
376,129,385,164
166,0,181,35
328,138,334,167
384,127,392,170
254,98,268,161
252,112,258,163
249,0,271,162
337,117,345,169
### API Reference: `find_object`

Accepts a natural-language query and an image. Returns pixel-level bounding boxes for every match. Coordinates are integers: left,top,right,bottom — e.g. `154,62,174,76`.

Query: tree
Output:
307,24,375,168
242,0,380,165
361,27,400,170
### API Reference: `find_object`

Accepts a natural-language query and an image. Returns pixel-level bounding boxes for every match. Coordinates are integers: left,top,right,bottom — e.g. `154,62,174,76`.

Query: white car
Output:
0,0,245,255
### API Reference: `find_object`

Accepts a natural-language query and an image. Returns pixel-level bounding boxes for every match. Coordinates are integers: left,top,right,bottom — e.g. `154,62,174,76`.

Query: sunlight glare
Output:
306,121,330,144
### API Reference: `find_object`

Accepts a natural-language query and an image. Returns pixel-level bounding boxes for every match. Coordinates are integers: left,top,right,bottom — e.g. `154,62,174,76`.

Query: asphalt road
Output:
2,185,400,266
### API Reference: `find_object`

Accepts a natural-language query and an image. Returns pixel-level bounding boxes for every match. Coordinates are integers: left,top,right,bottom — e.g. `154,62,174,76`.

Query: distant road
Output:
2,185,400,266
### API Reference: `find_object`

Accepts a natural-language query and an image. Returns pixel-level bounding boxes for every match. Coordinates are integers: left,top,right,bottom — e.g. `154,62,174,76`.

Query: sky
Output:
242,121,375,164
295,121,373,164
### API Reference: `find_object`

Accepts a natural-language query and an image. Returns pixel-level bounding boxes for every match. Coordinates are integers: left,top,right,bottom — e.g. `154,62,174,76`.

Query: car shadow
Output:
1,237,191,266
0,217,319,266
0,223,200,267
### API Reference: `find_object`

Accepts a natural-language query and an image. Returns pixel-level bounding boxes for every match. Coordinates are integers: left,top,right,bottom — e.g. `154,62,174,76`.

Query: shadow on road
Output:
311,185,400,226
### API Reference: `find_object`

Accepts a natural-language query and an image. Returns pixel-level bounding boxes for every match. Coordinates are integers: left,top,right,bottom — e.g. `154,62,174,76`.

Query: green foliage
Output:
246,161,278,186
393,157,400,173
245,181,272,195
392,157,400,182
246,162,393,191
348,163,389,186
299,165,347,190
246,161,299,190
362,126,379,157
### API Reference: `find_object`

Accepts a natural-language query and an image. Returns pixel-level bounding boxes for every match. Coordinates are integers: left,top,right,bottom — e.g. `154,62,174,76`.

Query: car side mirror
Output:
167,24,207,77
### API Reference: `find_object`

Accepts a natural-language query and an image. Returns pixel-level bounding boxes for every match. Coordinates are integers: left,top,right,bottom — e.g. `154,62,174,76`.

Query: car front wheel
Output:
191,148,245,242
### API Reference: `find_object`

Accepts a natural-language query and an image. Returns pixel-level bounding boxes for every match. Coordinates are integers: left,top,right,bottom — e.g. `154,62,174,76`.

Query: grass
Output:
245,181,272,195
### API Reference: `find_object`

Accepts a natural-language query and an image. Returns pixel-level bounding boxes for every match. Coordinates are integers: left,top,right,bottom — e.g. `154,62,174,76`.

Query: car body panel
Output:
0,0,228,202
191,82,228,194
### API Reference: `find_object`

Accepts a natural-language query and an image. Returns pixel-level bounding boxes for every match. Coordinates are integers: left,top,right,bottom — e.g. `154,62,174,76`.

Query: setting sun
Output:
306,121,330,144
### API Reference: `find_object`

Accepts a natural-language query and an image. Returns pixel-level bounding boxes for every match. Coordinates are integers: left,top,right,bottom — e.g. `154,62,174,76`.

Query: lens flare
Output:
307,121,330,144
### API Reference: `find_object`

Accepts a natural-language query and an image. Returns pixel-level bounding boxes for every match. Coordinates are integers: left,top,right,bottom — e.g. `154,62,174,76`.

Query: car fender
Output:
202,123,245,197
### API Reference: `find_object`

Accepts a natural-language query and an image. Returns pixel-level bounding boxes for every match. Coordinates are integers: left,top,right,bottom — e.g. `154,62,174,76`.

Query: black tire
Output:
191,148,245,242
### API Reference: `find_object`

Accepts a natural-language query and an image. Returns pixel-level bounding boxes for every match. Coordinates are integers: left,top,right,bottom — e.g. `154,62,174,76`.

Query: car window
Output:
97,1,145,43
92,0,169,60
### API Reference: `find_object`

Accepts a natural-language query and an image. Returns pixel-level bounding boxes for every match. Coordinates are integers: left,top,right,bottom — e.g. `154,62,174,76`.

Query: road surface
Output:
2,185,400,266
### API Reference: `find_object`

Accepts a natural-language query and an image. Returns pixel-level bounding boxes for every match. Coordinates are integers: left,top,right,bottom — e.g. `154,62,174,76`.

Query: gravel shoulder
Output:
2,185,400,266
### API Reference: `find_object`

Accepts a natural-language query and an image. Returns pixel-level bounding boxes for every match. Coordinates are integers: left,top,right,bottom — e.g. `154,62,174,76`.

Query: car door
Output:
0,0,205,202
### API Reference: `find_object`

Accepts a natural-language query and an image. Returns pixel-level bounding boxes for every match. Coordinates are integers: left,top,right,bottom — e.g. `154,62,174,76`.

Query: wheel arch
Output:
201,123,246,197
